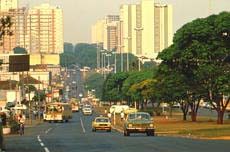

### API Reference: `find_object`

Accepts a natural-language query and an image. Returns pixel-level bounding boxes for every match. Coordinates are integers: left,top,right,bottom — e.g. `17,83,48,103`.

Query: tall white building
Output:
119,0,173,60
91,15,119,51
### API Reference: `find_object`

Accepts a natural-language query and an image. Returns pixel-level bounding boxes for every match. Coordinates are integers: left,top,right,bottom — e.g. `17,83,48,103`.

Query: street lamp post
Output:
138,56,148,71
118,45,125,72
124,37,132,72
134,27,143,56
106,53,111,72
112,52,117,73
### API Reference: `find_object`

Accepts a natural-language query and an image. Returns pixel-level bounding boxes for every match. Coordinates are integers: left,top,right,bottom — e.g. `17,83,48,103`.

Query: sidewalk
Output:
24,119,43,128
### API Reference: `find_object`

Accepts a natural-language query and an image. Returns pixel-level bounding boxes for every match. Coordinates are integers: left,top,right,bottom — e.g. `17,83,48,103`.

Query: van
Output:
109,105,129,114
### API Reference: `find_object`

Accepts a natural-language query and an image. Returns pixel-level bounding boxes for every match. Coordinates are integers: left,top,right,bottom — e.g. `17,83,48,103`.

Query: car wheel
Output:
92,128,96,132
124,129,130,136
147,130,155,136
107,129,111,132
151,130,155,136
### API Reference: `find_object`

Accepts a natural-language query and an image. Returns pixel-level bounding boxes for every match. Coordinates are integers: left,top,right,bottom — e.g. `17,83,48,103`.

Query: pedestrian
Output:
107,112,112,119
104,108,107,115
18,114,25,135
0,117,6,151
120,111,125,121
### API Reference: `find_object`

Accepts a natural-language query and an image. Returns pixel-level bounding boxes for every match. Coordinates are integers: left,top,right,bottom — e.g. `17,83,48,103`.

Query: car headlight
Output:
128,124,132,127
149,124,154,127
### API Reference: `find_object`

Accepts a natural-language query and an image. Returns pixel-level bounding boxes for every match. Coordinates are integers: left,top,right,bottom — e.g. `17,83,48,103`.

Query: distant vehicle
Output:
68,98,79,112
109,105,129,114
44,102,72,123
172,103,180,108
92,116,111,132
123,112,155,136
124,108,138,115
82,106,93,115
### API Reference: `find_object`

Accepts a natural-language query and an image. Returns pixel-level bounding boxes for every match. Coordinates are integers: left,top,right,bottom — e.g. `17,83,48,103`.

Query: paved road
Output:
4,111,230,152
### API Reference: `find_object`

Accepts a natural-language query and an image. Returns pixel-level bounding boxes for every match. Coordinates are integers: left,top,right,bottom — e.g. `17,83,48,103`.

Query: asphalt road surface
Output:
4,111,230,152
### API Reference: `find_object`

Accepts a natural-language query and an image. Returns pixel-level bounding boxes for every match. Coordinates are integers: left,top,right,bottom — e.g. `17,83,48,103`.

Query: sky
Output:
19,0,230,44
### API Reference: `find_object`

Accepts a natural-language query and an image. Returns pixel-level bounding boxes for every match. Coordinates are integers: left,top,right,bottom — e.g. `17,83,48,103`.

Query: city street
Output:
4,111,230,152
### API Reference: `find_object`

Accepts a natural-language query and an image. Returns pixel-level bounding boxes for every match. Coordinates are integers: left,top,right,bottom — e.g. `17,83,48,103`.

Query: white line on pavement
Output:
40,142,45,147
44,147,50,152
45,128,52,134
80,117,86,133
37,135,51,152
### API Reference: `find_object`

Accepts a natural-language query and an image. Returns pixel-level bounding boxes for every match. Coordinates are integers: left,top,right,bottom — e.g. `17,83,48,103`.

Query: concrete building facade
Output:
91,15,119,51
0,0,18,12
119,0,173,60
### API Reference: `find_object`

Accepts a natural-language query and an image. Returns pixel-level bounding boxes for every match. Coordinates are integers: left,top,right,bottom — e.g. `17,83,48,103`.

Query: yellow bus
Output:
44,102,72,123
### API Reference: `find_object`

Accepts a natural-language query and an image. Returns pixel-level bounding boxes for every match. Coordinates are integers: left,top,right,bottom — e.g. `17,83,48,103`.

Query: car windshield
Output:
128,113,150,120
96,118,109,122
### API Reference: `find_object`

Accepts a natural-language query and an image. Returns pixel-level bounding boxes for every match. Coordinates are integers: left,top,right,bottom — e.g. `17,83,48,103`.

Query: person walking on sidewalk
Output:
0,118,6,151
18,114,25,135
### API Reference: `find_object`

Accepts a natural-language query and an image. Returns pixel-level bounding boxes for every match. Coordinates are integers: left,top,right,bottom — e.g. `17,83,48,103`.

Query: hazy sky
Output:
19,0,230,44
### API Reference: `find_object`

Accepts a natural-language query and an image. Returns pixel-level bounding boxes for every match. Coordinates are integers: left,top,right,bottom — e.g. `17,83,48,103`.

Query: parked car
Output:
92,116,111,132
123,112,155,136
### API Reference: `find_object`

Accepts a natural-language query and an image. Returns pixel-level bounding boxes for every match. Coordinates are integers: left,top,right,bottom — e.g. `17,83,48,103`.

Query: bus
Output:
44,102,72,123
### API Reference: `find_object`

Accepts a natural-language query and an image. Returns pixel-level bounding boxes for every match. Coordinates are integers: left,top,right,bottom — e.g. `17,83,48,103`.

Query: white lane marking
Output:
37,135,42,142
37,135,51,152
44,147,50,152
40,142,45,147
45,128,52,134
80,117,86,133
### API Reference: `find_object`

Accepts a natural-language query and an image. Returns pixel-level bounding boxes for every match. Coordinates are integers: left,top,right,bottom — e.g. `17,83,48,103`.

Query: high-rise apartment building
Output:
0,0,24,54
25,4,63,65
0,2,63,65
27,4,63,54
118,0,173,60
91,15,119,51
0,0,18,12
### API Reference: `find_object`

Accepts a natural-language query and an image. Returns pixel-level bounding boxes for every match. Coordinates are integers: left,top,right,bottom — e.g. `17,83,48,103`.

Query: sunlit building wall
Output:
141,0,155,57
26,4,63,55
0,0,18,12
0,8,27,54
0,1,27,54
119,0,173,59
91,15,119,51
91,19,106,44
154,3,173,58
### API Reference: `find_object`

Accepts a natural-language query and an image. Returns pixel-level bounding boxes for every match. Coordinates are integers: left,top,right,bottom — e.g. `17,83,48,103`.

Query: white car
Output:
82,107,93,115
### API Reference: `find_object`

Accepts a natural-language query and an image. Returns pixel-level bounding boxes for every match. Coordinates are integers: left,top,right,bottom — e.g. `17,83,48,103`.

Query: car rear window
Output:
96,118,109,122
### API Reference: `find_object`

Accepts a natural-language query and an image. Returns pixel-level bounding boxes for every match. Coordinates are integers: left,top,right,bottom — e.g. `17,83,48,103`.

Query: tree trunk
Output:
217,110,224,124
144,100,147,110
190,110,197,122
183,113,187,121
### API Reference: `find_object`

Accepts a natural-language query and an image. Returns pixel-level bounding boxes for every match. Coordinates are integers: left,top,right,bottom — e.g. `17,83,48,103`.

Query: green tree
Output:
157,12,230,124
123,70,154,109
0,16,13,40
84,73,104,99
102,72,129,104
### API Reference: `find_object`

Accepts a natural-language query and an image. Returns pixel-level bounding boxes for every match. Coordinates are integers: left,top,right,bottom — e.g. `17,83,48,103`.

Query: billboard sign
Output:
9,55,30,72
